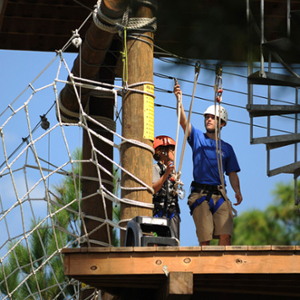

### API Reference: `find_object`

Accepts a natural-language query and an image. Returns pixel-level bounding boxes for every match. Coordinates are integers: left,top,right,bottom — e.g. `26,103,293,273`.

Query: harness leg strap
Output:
189,193,224,215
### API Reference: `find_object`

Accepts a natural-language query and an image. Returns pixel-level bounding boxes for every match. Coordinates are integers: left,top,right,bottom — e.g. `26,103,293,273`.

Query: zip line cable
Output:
1,48,295,173
154,72,297,106
154,103,296,136
1,65,295,173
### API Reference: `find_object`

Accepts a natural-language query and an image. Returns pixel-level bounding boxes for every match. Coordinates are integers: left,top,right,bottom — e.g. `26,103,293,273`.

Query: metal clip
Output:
215,63,223,76
71,29,82,48
195,61,201,75
162,265,168,277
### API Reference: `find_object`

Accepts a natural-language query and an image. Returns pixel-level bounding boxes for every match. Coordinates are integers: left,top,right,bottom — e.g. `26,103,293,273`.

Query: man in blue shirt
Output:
174,83,243,246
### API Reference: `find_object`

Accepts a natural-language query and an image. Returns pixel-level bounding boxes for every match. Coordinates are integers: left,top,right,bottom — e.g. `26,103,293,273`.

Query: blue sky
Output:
0,49,297,247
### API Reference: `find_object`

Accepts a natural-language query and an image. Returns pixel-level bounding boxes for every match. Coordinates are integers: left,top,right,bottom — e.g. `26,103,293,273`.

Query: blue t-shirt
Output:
188,124,240,186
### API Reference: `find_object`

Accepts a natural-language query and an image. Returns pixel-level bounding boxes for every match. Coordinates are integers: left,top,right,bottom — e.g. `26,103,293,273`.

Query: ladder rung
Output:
262,38,300,63
269,161,300,177
251,134,300,150
263,38,295,52
248,71,300,87
262,38,300,60
247,104,300,117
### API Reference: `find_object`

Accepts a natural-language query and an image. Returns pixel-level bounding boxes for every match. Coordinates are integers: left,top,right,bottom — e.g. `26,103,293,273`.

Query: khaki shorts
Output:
188,191,233,243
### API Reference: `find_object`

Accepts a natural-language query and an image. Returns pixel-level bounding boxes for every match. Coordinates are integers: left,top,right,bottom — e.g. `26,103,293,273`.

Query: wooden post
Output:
157,272,193,300
120,2,156,245
58,0,129,120
80,62,115,246
79,41,120,300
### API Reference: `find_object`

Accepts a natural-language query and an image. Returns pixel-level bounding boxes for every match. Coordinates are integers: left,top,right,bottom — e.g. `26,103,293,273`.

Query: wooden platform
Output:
63,246,300,300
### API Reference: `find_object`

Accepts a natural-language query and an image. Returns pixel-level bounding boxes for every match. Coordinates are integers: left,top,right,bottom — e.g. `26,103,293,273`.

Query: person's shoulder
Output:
190,124,203,135
153,163,161,174
221,139,235,152
220,137,232,146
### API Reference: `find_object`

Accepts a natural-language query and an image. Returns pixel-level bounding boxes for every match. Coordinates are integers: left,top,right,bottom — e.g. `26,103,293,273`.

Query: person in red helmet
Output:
153,135,180,240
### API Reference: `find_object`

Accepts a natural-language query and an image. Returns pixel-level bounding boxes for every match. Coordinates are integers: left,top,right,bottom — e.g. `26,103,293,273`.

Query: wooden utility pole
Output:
58,0,129,247
58,1,129,299
80,44,119,300
81,40,120,247
120,1,156,245
59,0,129,120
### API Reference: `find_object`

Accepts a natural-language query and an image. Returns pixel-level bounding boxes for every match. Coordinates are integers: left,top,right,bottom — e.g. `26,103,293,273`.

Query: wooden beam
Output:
157,272,193,300
63,246,300,276
63,246,300,298
58,0,129,120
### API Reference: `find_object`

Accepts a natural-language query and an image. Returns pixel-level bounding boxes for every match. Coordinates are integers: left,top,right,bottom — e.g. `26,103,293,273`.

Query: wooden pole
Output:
120,2,156,245
80,47,117,247
80,40,120,300
59,0,129,120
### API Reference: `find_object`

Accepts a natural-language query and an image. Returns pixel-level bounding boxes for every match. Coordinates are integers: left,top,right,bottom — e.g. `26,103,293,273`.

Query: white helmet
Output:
204,105,228,126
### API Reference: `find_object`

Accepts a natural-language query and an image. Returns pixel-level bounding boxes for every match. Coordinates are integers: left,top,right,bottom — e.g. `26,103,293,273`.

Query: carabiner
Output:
195,61,201,75
215,63,222,76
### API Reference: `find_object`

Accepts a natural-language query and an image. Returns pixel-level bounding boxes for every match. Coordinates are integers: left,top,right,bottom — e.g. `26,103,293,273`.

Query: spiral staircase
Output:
247,0,300,204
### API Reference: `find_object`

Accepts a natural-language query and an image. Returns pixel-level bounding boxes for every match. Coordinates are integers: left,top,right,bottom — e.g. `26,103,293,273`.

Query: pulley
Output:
40,115,50,130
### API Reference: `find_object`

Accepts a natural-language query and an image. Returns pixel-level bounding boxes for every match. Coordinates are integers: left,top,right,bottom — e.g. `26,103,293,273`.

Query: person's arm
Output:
228,172,243,206
174,84,191,137
152,161,175,194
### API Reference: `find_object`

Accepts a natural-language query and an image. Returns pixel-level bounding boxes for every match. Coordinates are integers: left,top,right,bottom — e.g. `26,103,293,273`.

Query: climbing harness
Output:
188,182,224,215
153,162,180,220
190,195,224,215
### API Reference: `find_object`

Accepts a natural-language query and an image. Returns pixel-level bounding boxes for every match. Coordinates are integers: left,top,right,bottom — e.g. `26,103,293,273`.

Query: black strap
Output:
191,181,219,193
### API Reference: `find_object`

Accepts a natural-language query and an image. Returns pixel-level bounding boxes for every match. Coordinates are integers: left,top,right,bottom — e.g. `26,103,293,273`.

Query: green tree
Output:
53,147,120,247
0,148,120,298
232,209,289,245
0,219,73,299
267,181,300,244
232,181,300,245
53,147,82,247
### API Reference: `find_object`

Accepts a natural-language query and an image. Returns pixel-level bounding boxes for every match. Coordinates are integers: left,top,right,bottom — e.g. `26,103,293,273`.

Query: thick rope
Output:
213,66,237,217
175,62,201,190
173,78,181,176
93,0,157,34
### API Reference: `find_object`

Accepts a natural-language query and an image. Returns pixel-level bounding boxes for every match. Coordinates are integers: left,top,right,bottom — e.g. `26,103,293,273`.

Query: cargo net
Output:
0,47,158,298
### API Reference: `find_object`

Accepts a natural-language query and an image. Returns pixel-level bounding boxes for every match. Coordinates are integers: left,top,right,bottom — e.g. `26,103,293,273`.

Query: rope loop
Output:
93,0,157,35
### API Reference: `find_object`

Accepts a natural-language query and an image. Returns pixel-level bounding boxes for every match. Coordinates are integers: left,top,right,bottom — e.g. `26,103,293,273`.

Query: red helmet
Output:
153,135,176,154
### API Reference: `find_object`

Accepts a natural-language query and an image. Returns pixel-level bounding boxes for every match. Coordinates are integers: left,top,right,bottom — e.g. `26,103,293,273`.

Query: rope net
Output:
0,52,113,299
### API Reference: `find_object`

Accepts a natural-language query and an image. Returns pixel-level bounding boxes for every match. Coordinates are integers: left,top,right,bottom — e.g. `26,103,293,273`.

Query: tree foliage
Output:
0,219,73,299
0,147,120,298
232,181,300,245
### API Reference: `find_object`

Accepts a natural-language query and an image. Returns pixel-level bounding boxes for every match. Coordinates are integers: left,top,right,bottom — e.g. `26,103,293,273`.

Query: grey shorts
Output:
188,191,233,243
